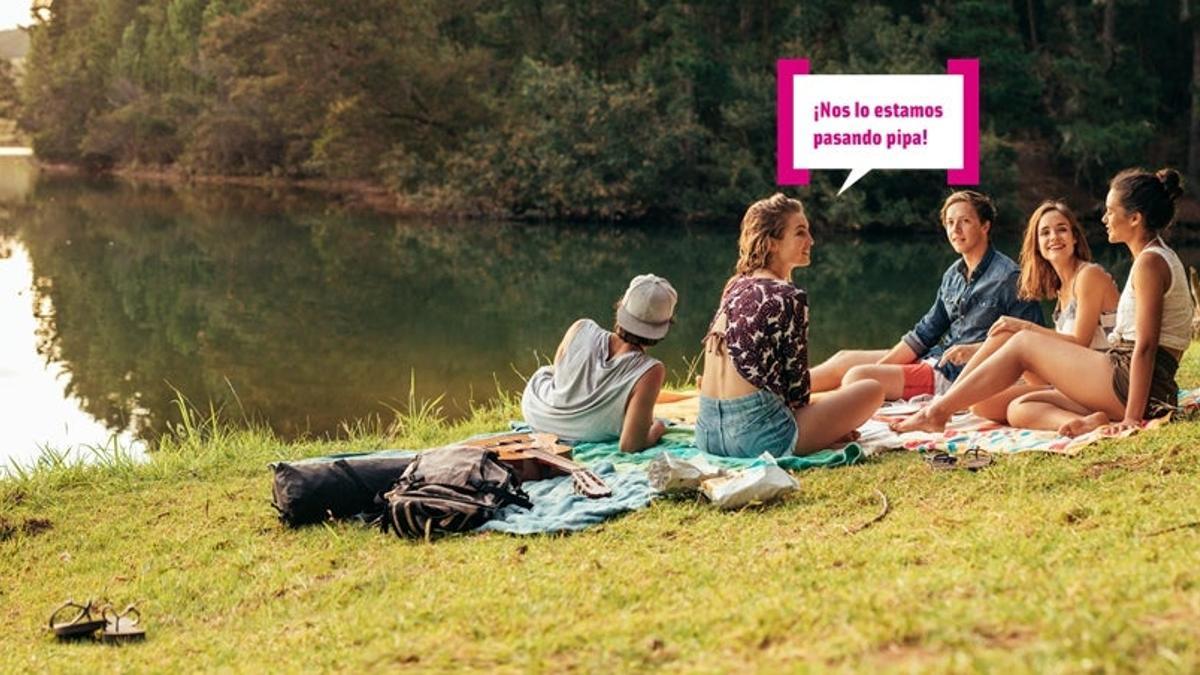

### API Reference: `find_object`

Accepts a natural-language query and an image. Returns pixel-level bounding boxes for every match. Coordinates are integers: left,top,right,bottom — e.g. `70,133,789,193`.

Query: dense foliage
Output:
16,0,1198,225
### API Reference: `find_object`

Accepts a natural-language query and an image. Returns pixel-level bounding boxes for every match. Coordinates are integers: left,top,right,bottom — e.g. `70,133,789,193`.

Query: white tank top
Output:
1108,240,1195,352
1052,263,1116,350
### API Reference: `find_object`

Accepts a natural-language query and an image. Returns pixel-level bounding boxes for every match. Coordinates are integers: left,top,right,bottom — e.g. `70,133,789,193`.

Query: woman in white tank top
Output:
892,168,1193,437
933,200,1119,426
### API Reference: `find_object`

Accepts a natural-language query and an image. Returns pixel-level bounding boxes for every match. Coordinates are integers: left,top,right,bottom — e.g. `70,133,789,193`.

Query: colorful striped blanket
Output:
654,388,1200,457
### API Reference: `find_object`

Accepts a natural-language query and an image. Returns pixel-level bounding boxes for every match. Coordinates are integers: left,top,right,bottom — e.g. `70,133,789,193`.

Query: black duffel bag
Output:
380,446,532,540
271,451,416,527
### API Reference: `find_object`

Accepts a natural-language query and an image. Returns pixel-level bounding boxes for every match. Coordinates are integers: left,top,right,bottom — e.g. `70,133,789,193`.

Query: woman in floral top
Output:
695,194,884,458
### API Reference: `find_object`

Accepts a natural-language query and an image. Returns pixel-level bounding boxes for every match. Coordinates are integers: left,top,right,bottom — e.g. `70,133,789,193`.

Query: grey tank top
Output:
521,319,659,442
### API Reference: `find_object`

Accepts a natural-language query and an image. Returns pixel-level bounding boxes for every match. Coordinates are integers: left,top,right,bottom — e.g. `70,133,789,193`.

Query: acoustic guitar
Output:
461,433,612,499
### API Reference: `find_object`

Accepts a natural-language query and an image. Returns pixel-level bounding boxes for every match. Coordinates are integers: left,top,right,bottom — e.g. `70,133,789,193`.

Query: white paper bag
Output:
700,453,798,509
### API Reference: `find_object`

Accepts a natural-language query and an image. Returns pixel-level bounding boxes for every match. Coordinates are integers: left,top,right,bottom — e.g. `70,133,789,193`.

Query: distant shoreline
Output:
33,161,437,217
22,157,1200,235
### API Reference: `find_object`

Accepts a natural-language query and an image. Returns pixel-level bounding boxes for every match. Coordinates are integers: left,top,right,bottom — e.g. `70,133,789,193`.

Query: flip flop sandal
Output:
100,604,146,643
48,599,107,640
959,448,993,471
925,449,993,472
925,451,959,471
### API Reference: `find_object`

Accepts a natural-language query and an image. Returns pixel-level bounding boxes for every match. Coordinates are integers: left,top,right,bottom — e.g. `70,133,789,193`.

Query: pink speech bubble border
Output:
945,58,979,185
775,58,980,187
775,59,809,185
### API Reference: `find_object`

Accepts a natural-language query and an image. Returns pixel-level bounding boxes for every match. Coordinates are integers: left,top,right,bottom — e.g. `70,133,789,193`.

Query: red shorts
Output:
900,362,935,399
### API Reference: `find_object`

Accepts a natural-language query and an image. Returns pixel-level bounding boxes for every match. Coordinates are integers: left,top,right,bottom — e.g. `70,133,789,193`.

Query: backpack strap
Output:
477,484,533,510
481,454,533,509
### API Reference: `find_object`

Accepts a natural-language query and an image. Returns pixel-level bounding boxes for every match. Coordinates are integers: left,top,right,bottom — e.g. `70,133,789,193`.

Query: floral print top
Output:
706,276,810,409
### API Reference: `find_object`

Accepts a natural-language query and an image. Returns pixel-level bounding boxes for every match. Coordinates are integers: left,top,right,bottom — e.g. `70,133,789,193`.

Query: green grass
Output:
3,354,1200,672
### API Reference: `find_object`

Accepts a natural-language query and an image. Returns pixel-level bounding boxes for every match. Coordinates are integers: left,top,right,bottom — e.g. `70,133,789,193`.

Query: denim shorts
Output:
695,390,799,459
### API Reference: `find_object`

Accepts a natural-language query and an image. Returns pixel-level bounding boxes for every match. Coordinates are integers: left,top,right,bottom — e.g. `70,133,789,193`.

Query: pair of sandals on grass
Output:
924,448,993,471
48,599,145,642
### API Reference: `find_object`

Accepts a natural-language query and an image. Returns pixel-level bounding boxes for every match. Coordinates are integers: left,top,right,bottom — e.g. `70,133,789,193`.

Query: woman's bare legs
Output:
960,331,1052,423
841,364,907,400
794,379,884,453
1006,389,1109,437
810,349,888,392
892,331,1123,432
969,383,1046,423
839,332,1033,405
957,330,1013,380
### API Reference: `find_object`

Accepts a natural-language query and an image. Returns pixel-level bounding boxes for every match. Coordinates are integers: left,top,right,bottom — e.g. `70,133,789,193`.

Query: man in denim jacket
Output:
810,191,1044,400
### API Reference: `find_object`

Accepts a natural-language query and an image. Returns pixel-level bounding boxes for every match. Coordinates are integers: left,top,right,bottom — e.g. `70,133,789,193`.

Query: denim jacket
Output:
901,247,1044,382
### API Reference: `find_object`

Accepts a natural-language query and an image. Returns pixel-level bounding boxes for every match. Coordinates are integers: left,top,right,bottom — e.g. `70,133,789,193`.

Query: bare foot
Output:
890,406,951,433
1057,411,1109,438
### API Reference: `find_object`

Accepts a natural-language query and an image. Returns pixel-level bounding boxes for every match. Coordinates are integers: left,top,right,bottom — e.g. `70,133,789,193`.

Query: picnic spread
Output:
269,388,1200,539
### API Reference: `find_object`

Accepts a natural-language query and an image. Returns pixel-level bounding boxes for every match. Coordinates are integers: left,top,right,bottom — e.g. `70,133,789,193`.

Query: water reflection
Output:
0,240,146,468
4,162,1189,461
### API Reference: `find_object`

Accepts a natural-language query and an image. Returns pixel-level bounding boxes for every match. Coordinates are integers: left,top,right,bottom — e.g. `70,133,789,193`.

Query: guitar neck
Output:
524,448,586,474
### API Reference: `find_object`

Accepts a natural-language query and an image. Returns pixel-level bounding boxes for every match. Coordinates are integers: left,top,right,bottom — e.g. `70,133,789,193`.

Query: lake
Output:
1,156,1193,469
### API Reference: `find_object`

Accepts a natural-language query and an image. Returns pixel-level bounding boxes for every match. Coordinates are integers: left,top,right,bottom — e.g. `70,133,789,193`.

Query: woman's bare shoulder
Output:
1077,262,1118,293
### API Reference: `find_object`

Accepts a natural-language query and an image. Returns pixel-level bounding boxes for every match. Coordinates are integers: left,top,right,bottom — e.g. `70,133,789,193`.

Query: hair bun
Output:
1156,168,1183,202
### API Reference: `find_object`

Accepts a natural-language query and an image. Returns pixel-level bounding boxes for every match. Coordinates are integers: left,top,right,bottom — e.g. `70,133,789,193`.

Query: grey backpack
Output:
380,446,532,539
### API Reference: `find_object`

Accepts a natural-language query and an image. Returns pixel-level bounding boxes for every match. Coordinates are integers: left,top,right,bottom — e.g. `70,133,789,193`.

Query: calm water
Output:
1,157,1195,468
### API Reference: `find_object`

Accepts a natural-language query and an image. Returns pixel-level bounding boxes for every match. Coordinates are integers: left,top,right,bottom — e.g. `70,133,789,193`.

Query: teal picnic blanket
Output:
571,428,864,471
479,428,864,535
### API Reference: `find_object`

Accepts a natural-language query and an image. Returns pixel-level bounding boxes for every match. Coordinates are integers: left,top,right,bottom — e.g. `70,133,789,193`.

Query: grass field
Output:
2,353,1199,672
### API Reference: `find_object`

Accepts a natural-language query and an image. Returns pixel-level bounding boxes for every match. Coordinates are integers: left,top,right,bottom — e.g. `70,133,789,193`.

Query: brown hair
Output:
611,302,665,347
734,193,805,275
1016,200,1092,301
939,190,996,229
1109,167,1184,235
613,325,659,347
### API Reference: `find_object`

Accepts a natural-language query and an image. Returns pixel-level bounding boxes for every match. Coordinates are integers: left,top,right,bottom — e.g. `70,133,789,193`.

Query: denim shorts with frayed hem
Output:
695,390,799,459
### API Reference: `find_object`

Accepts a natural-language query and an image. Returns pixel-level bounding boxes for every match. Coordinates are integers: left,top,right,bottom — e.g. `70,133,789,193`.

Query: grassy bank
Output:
3,354,1200,672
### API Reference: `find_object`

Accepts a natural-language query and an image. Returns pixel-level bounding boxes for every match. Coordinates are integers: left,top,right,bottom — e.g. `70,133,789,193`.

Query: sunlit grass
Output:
0,350,1198,671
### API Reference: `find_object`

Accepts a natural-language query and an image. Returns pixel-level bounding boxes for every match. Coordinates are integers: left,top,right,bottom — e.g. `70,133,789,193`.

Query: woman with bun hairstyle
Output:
695,194,883,458
893,169,1193,436
955,200,1120,425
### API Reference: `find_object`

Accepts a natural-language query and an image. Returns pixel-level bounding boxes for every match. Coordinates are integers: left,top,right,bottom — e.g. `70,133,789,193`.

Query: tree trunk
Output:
1102,0,1116,69
1061,1,1078,43
1188,0,1200,187
1026,0,1039,50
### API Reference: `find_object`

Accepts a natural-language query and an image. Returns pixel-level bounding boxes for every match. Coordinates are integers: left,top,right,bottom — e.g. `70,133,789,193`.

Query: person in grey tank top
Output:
892,168,1192,437
521,274,676,452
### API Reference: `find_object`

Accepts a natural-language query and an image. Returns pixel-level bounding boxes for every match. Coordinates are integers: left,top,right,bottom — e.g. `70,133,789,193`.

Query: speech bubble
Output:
776,59,979,193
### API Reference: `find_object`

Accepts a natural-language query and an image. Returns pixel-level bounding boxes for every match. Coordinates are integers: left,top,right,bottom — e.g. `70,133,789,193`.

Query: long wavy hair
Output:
1017,200,1092,301
734,193,805,275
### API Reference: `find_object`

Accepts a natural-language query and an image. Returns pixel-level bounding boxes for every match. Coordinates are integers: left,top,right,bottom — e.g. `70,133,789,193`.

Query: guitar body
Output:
460,433,572,482
460,433,612,498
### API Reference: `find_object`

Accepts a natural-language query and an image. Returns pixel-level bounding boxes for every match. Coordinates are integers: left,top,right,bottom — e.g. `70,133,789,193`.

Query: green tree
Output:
22,0,143,162
0,58,20,119
14,0,1196,223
